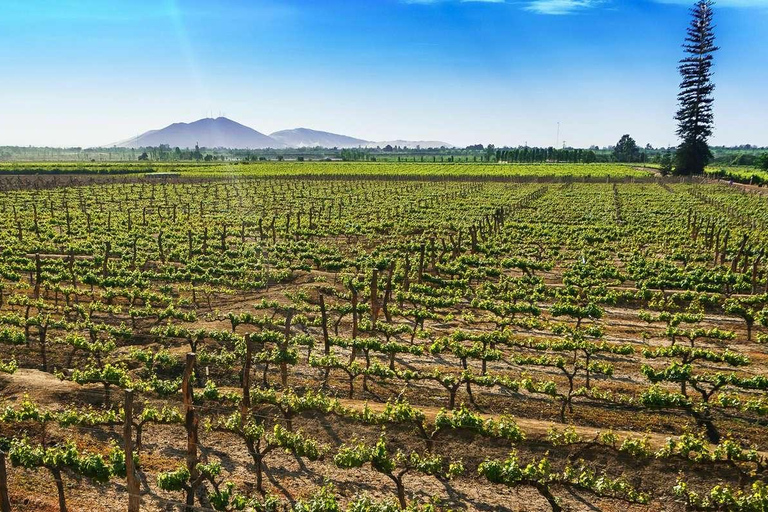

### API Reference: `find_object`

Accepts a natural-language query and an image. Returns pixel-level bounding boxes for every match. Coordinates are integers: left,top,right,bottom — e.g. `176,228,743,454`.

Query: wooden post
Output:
0,449,11,512
281,312,292,387
731,234,749,273
102,241,111,279
370,269,379,324
33,253,41,299
124,390,140,512
382,262,394,323
417,244,425,283
241,336,252,424
350,287,358,340
720,230,729,265
157,231,165,263
68,251,76,287
182,353,198,512
318,295,329,356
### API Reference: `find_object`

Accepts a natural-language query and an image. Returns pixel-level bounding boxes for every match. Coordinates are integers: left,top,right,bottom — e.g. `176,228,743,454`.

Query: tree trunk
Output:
256,456,263,494
395,478,407,509
533,481,561,512
50,468,68,512
245,439,264,494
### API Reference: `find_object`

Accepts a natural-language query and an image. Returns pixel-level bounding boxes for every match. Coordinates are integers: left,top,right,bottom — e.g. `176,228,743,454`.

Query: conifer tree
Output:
674,0,718,175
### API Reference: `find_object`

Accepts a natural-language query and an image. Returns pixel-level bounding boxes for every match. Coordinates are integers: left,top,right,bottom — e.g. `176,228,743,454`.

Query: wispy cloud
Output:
402,0,607,14
652,0,768,7
401,0,766,15
524,0,604,15
403,0,506,5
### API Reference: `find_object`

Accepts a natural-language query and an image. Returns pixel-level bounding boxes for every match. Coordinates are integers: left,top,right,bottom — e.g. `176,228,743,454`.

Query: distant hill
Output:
270,128,369,148
108,117,453,150
110,117,284,149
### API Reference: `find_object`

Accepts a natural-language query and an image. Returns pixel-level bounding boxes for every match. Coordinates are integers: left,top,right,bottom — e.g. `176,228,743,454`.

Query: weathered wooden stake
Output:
124,390,141,512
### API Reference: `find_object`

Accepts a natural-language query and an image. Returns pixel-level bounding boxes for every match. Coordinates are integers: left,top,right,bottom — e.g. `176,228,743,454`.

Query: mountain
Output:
108,117,454,150
364,140,454,149
110,117,284,149
270,128,369,148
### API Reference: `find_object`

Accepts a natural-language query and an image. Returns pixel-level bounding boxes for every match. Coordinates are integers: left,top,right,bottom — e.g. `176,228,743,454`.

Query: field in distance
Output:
0,161,655,179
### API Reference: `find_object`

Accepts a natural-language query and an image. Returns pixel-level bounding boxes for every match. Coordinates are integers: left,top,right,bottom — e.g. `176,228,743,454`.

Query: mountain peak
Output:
110,117,284,149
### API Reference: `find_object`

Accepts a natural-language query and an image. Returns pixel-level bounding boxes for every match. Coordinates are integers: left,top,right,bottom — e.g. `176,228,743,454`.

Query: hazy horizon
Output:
2,0,767,149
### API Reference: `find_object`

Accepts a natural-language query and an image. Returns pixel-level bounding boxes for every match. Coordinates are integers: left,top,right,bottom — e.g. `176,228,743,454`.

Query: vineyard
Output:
705,167,768,187
0,167,768,511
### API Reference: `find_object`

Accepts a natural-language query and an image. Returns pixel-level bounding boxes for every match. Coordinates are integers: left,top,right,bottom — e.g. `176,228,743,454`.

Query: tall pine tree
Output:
674,0,718,175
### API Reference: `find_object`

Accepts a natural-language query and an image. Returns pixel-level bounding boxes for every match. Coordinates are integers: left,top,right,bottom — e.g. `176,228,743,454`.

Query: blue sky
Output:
1,0,766,148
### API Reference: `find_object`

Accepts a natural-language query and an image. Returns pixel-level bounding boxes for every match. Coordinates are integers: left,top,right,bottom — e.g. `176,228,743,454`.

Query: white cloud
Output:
524,0,604,14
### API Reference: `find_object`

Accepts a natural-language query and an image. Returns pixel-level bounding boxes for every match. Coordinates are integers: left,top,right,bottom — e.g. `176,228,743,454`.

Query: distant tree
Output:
138,152,149,161
730,154,756,166
485,144,496,162
674,0,718,175
582,150,597,164
613,135,640,163
204,154,213,162
758,153,768,171
659,153,674,176
340,149,367,161
383,145,394,152
193,143,202,162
